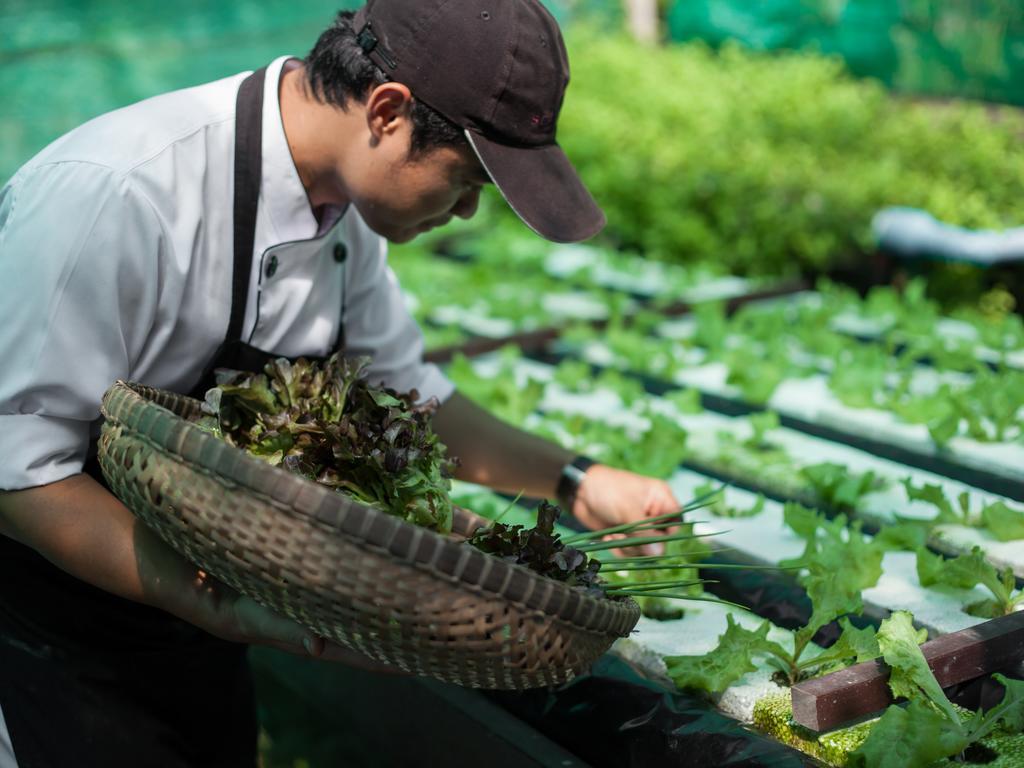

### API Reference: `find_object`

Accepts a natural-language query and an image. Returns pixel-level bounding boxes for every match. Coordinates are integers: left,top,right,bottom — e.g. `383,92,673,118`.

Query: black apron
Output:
0,65,347,768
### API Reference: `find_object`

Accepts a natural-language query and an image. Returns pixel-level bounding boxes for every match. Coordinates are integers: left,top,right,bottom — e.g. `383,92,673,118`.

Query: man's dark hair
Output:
305,10,468,157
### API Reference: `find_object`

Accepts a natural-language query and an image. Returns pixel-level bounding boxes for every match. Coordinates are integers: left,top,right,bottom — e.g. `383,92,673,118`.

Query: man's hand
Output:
171,564,406,675
121,492,408,675
571,465,680,555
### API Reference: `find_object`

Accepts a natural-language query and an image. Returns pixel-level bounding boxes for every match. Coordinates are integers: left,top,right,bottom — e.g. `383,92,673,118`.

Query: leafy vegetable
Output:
664,387,703,415
665,614,786,693
849,611,1024,768
201,354,457,532
801,618,880,677
671,505,884,693
692,482,765,519
466,501,605,595
982,501,1024,542
746,410,780,448
901,478,974,527
872,521,930,552
774,505,885,683
723,342,790,404
801,463,880,511
915,546,1024,618
555,37,1024,277
446,347,544,425
849,699,968,768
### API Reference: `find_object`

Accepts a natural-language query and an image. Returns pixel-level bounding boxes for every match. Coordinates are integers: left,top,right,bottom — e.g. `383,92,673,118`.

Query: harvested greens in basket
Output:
467,500,605,597
200,353,719,600
199,353,457,533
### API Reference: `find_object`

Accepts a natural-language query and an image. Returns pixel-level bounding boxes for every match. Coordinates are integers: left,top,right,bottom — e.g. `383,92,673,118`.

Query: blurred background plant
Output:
4,0,1022,308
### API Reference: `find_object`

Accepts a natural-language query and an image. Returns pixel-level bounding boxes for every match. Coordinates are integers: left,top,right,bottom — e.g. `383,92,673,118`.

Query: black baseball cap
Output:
352,0,606,243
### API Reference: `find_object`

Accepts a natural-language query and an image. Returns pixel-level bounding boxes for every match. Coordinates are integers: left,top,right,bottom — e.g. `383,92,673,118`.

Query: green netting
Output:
666,0,1024,106
0,0,621,184
0,0,365,183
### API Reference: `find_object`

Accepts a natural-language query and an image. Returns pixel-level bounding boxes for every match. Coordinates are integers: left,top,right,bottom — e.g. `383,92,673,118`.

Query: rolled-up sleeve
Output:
0,162,160,490
342,220,454,405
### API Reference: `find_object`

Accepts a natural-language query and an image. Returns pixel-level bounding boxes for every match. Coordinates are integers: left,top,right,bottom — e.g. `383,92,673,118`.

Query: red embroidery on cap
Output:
531,113,554,131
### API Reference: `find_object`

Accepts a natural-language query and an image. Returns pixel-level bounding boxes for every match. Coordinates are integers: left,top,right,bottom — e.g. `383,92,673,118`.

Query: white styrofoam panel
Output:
666,362,1024,487
430,304,519,338
667,469,990,637
612,604,796,723
540,291,611,321
676,276,754,303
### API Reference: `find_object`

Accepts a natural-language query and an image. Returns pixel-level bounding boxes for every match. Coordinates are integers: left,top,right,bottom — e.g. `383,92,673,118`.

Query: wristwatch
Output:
556,455,597,513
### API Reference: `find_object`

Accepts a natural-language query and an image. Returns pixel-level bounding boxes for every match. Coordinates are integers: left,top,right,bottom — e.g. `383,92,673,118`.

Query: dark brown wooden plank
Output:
791,611,1024,733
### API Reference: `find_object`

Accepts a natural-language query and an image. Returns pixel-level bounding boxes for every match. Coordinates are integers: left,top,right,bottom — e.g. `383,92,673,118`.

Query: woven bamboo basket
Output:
97,380,640,689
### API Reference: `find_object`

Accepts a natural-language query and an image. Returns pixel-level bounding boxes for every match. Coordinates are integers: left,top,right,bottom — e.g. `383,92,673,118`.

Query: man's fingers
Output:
231,599,408,674
644,481,681,516
637,482,682,555
318,642,411,675
232,596,316,654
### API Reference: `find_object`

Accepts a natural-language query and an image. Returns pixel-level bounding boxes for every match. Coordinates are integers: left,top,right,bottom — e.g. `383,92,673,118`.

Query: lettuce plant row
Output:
444,347,1024,766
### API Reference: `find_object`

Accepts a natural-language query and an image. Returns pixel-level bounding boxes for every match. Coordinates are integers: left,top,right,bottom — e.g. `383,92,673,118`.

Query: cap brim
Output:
465,130,606,244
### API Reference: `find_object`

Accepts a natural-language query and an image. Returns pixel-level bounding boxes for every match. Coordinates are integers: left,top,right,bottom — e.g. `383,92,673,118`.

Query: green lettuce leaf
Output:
876,611,955,722
852,612,1024,767
901,478,963,525
915,546,1019,617
665,615,788,694
802,618,881,676
801,463,879,510
847,699,968,768
981,501,1024,542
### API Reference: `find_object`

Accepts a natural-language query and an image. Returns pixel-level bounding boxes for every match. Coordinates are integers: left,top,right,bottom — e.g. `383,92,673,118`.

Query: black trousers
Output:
0,536,257,768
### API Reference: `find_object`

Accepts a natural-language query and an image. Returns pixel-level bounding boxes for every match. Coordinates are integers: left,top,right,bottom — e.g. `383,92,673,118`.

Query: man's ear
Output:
365,82,414,142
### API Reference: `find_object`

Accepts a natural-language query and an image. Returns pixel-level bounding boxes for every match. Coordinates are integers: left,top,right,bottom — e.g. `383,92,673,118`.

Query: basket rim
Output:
100,379,640,638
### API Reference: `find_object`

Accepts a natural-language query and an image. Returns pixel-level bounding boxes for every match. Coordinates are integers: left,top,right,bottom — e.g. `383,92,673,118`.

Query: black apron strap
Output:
0,67,276,768
228,66,267,344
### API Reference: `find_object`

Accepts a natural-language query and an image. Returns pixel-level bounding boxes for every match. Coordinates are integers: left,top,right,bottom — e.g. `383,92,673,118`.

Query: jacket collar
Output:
259,55,346,244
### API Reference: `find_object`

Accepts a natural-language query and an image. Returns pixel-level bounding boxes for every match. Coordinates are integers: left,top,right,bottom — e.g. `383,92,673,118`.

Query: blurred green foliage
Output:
554,35,1024,276
4,2,1023,282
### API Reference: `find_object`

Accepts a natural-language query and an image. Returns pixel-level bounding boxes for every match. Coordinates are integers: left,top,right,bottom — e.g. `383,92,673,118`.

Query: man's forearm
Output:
0,473,326,654
0,473,192,611
431,391,573,499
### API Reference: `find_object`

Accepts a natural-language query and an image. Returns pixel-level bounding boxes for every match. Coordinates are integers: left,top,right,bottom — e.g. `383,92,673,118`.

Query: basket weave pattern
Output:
98,381,640,689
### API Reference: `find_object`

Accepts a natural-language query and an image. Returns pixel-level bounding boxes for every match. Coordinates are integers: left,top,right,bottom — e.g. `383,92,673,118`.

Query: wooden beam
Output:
791,611,1024,733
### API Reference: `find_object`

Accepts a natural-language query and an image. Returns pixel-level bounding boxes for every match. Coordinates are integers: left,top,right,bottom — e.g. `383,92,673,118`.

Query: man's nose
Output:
452,187,481,220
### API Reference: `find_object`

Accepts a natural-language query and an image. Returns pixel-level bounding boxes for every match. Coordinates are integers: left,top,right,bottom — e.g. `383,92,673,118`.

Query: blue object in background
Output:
872,207,1024,266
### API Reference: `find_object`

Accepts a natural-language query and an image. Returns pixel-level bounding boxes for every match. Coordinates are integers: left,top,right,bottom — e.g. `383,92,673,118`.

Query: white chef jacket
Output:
0,55,454,491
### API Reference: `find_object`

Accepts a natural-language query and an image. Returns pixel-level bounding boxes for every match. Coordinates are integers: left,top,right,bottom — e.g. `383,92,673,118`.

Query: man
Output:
0,0,679,765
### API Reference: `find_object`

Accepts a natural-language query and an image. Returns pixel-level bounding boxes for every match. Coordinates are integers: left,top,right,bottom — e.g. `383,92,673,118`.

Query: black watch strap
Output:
556,455,597,513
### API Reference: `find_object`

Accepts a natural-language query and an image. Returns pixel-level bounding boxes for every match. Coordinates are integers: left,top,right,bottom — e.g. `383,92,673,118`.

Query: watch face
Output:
563,464,589,487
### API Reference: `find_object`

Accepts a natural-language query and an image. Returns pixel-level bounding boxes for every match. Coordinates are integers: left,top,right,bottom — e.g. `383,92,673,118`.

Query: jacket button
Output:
265,254,278,278
333,243,348,264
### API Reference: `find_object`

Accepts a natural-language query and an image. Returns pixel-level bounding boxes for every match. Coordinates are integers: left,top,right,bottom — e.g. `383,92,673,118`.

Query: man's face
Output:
353,140,490,244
